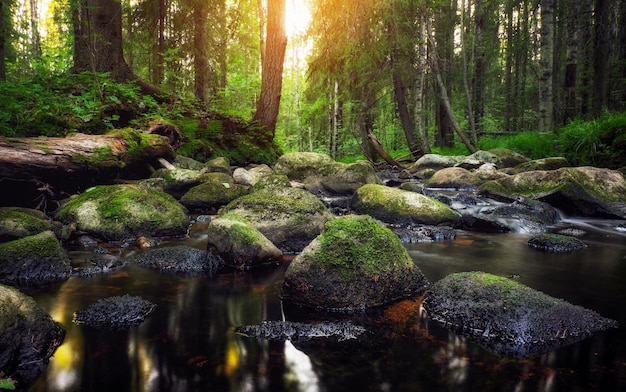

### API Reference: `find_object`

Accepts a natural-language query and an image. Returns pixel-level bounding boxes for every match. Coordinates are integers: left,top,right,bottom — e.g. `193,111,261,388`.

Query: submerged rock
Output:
0,284,65,389
235,320,367,342
206,213,282,270
219,186,333,253
527,233,587,253
352,184,462,226
0,231,71,284
282,215,429,311
73,295,156,330
131,245,222,275
56,184,189,241
422,272,618,358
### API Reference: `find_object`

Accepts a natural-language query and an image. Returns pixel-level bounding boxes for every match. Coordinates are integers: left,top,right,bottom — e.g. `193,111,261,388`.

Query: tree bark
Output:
392,55,422,159
72,0,161,96
0,131,174,183
592,0,610,116
0,0,7,81
253,0,287,137
193,0,209,103
538,0,555,131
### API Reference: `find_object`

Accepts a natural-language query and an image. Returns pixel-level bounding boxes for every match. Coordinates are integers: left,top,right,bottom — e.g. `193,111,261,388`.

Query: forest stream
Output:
20,205,626,391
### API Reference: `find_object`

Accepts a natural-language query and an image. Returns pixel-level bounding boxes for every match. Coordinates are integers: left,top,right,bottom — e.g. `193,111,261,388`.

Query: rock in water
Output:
282,215,429,311
73,295,156,330
422,272,618,358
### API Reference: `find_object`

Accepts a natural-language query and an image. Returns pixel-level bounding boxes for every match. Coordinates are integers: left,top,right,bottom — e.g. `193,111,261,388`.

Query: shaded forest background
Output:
1,0,625,168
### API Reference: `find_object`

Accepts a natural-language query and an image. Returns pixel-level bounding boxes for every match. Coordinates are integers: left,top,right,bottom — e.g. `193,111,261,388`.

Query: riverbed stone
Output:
233,164,273,187
422,271,618,358
149,167,218,198
131,245,222,274
425,167,482,190
488,148,530,168
204,156,232,174
73,295,156,330
351,184,462,226
527,233,587,253
0,207,69,242
282,215,430,311
478,166,626,218
273,152,337,180
180,173,249,213
0,231,71,284
55,184,189,241
409,154,463,173
206,213,282,270
0,284,65,389
320,160,382,194
219,186,333,253
509,157,570,174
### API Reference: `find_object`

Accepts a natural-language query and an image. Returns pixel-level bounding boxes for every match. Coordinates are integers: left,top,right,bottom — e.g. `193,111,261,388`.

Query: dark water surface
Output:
25,218,626,391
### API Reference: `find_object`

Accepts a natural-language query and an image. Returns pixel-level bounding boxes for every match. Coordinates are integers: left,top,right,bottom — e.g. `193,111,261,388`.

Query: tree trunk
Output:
592,0,610,116
0,0,7,81
427,34,478,153
28,0,41,59
253,0,287,137
563,0,580,123
538,0,555,132
0,129,176,207
414,15,430,154
72,0,161,96
392,55,422,159
434,0,456,148
193,0,209,103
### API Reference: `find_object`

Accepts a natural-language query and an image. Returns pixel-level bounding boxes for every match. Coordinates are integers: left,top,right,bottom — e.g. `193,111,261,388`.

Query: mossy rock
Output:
250,174,292,192
180,174,249,213
204,156,231,174
0,231,71,284
488,148,530,168
320,160,382,194
423,272,618,358
0,284,65,388
509,157,569,174
56,184,189,241
425,167,482,190
352,184,462,226
0,207,69,243
409,154,463,173
282,215,430,311
478,167,626,218
527,233,586,253
149,168,221,198
206,213,282,270
273,152,337,181
219,186,333,253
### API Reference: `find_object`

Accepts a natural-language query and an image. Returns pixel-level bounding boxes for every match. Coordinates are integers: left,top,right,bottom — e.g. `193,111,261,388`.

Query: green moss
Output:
221,187,328,218
313,215,411,278
0,231,63,260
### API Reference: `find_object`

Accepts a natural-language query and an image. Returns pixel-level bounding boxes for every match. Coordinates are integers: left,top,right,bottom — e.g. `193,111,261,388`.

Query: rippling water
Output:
24,217,626,391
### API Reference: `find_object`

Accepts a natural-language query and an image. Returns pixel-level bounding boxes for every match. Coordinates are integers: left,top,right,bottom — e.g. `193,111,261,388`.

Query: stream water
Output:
23,215,626,392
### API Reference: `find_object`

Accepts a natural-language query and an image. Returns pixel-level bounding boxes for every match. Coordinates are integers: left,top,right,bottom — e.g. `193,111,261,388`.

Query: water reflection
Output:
23,217,626,391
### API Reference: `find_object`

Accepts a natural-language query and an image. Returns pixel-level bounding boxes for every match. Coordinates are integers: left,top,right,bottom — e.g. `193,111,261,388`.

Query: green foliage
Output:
0,377,15,390
479,132,557,159
557,112,626,168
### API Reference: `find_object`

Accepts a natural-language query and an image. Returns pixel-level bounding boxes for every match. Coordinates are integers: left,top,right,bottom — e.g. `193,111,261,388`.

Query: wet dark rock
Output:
422,272,618,358
0,284,65,389
460,214,511,233
389,224,457,243
73,253,126,276
282,215,430,311
235,320,367,342
527,233,587,253
466,197,560,234
0,231,71,285
73,295,156,330
0,207,69,243
131,245,223,275
557,228,587,237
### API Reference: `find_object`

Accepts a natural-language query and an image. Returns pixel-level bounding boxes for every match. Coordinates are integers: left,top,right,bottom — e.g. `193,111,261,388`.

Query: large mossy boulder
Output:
56,184,189,241
509,157,570,174
206,213,282,270
352,184,462,226
282,215,429,311
425,167,482,190
219,186,333,253
320,160,382,194
273,152,337,180
0,207,68,242
478,166,626,218
0,231,71,284
422,272,618,358
0,284,65,388
180,173,249,212
488,148,530,168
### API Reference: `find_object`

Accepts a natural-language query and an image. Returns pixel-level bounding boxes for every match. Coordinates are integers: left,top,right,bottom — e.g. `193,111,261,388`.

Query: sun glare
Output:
285,0,312,39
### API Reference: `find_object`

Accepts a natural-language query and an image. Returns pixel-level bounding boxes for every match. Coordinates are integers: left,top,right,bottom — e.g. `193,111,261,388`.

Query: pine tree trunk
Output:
193,1,209,103
538,0,555,131
592,0,610,116
414,16,430,154
563,0,580,122
392,52,422,159
0,0,6,81
253,0,287,137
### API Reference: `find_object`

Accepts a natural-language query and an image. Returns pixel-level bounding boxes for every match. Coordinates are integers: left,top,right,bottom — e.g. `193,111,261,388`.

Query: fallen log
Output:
0,127,176,209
